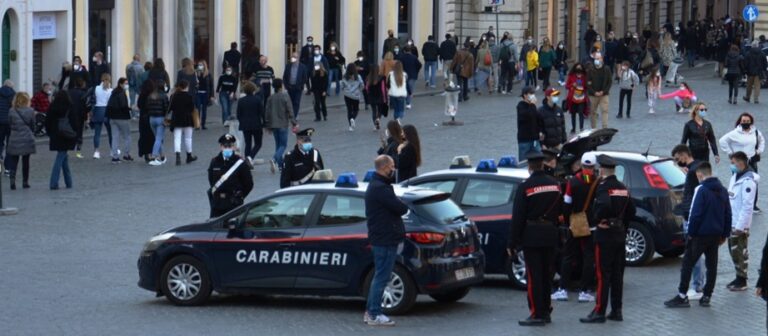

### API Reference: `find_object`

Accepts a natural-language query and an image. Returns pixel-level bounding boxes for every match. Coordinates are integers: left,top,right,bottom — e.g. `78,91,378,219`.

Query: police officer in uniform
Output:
280,128,325,188
207,134,254,218
541,148,560,177
580,154,636,323
508,151,563,326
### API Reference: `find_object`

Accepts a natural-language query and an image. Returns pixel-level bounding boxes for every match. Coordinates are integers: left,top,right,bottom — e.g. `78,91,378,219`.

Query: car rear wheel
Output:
506,250,527,290
363,265,417,315
625,222,655,266
659,246,685,258
429,286,471,302
160,255,212,306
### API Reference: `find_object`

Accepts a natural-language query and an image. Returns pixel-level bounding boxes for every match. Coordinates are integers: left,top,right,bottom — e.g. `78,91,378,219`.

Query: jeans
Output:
196,92,209,128
149,116,166,157
390,96,406,120
618,89,633,117
260,83,272,106
313,92,327,119
518,140,541,160
219,93,233,123
691,256,705,291
242,129,263,159
328,68,341,95
288,88,302,119
540,66,552,89
499,62,515,92
526,69,537,87
442,59,453,79
686,49,696,67
271,128,288,168
110,119,132,159
129,87,139,118
50,151,72,189
678,236,720,297
425,61,438,86
406,79,416,105
558,65,567,83
366,244,399,317
173,127,194,153
91,106,112,149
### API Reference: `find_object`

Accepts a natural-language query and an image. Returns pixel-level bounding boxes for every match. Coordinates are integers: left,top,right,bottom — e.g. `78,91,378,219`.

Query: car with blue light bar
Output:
137,171,485,314
402,129,686,289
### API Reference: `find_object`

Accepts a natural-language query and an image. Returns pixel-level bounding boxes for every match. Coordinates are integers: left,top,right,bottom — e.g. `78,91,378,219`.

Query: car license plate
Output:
455,267,475,281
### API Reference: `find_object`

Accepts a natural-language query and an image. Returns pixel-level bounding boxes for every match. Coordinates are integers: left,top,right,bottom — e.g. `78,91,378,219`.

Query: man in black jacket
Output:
207,134,254,218
538,88,566,150
422,35,440,88
280,128,324,188
517,86,542,159
90,52,110,88
509,151,562,326
300,36,315,94
223,42,242,76
439,34,457,80
236,82,265,164
364,155,409,326
671,144,706,293
743,40,767,104
283,52,309,119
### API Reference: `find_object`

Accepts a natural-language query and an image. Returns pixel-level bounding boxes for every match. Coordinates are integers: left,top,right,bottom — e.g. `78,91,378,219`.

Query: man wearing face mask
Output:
283,52,309,119
223,42,242,76
90,52,111,88
538,88,566,150
60,56,89,91
671,144,707,294
587,53,613,129
280,128,324,188
207,134,254,218
300,37,315,94
382,29,398,59
517,86,543,159
723,152,759,292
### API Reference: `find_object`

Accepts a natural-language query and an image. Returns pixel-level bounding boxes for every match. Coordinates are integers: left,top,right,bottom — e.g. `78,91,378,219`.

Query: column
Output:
157,0,176,84
377,0,399,59
213,0,240,77
340,0,362,61
756,0,768,39
73,0,88,60
137,0,154,62
410,0,434,47
302,0,324,46
177,0,194,62
112,0,136,79
260,0,286,74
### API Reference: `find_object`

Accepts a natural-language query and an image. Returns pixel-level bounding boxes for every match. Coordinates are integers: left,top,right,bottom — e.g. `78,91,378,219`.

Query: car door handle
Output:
279,243,296,248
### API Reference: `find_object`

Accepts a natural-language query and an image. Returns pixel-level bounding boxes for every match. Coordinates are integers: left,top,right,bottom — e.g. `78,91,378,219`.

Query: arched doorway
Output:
1,9,19,83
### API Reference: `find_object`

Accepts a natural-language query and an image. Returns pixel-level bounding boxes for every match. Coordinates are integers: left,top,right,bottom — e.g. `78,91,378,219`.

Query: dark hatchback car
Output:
403,129,686,288
137,174,485,315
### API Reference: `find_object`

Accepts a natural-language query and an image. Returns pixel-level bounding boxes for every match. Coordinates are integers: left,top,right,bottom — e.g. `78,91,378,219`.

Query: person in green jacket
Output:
538,38,557,90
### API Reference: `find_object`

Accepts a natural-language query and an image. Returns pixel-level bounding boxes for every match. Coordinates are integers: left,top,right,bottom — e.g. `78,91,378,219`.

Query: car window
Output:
413,195,466,225
243,194,315,229
411,179,457,194
616,165,626,183
318,195,367,226
460,179,515,208
652,160,686,188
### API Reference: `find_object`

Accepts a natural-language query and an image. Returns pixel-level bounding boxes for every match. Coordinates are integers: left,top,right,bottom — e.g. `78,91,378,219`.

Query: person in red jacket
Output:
30,83,53,114
564,64,589,134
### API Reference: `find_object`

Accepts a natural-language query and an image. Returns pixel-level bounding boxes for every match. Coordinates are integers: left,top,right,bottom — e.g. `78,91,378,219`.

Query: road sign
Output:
744,4,759,23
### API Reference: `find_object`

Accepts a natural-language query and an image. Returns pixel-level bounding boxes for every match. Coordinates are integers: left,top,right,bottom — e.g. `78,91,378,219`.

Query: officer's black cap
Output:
541,148,559,160
597,154,617,168
218,133,236,146
296,128,315,140
526,151,545,162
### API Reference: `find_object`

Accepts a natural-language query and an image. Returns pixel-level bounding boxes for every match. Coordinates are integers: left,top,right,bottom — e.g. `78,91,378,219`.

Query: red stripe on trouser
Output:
526,264,536,316
594,244,603,313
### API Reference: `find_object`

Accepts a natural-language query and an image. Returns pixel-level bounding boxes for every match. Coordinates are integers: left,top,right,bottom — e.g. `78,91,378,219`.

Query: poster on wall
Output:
33,13,56,40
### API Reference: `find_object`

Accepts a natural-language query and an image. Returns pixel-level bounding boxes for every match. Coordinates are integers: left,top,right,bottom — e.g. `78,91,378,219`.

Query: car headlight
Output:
141,232,175,253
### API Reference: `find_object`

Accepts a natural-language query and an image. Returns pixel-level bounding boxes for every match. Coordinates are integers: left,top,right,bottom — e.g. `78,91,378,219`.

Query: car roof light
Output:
498,155,518,168
363,169,375,182
335,172,359,188
312,169,334,183
476,159,498,173
450,155,472,169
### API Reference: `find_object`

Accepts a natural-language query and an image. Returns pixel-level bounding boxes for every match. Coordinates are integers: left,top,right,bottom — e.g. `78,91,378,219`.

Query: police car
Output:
137,172,484,315
403,129,686,289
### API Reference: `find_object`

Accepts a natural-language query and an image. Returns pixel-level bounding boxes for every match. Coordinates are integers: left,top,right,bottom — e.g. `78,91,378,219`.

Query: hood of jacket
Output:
701,176,727,192
0,86,14,98
735,170,760,185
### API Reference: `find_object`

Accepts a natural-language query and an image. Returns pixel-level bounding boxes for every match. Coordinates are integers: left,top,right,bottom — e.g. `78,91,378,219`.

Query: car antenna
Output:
642,141,652,157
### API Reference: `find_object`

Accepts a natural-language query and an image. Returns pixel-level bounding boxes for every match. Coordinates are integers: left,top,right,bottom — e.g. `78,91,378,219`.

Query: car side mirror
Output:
227,217,240,231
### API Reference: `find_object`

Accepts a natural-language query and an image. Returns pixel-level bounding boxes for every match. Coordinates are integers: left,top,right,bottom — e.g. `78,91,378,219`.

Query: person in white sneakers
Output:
725,151,759,291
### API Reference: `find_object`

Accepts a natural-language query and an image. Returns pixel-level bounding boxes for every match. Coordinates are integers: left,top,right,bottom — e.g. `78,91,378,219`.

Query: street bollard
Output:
442,74,464,126
0,159,19,216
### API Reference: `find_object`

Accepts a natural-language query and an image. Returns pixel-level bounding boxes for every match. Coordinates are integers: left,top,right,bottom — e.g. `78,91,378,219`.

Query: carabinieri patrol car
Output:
137,172,484,315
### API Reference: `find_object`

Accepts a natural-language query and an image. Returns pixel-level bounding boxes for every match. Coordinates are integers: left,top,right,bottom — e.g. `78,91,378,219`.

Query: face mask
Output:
394,48,400,53
551,96,560,104
527,94,537,103
92,56,98,62
314,50,321,55
314,65,320,71
597,37,602,41
197,65,204,70
73,64,81,71
730,164,738,174
558,45,564,49
301,143,313,152
290,57,297,63
225,71,232,75
741,122,752,130
594,60,602,67
307,41,313,45
46,90,52,95
679,86,686,91
222,149,234,159
527,39,533,44
699,110,707,118
677,160,687,168
621,66,628,71
331,47,336,51
122,84,130,90
357,57,364,62
408,41,414,45
385,129,390,138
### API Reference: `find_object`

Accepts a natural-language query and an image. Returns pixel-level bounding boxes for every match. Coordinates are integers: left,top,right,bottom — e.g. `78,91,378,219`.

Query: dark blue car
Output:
137,174,485,315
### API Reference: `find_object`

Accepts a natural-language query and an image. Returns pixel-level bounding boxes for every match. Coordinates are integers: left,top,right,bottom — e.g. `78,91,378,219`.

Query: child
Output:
646,69,662,114
617,61,639,118
660,82,697,113
340,63,364,131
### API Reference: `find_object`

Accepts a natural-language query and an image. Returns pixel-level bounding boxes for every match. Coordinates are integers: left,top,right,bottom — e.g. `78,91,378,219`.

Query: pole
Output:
495,5,500,39
459,0,464,42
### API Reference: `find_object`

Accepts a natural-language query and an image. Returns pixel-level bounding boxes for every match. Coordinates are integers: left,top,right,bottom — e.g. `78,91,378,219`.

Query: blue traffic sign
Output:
744,4,759,23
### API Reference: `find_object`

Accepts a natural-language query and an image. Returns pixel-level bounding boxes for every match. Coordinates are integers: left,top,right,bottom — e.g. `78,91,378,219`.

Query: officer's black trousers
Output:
594,239,625,315
559,235,595,292
523,247,555,318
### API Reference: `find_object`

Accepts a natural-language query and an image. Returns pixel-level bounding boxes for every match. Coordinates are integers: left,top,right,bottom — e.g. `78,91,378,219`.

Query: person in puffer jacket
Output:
726,151,759,291
538,88,566,149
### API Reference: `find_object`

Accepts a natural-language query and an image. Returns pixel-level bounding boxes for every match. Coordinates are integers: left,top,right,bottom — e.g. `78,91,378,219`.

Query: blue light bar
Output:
498,155,518,168
476,159,498,173
335,172,359,188
363,169,375,182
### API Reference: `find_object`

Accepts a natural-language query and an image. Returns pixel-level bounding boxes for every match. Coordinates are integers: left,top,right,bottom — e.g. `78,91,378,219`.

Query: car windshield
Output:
413,195,466,224
652,160,686,188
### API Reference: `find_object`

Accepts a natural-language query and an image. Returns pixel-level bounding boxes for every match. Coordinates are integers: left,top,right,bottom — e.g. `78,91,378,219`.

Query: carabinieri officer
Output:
207,134,254,218
508,151,563,327
280,128,325,188
580,154,636,323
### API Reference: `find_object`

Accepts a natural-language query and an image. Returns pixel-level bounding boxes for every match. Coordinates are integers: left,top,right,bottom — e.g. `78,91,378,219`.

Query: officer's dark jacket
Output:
590,175,636,243
279,145,324,188
207,153,254,209
365,173,409,246
509,170,562,249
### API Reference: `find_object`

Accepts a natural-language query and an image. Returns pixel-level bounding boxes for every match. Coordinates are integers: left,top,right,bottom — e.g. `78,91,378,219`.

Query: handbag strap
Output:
581,178,599,213
755,129,760,151
211,159,244,194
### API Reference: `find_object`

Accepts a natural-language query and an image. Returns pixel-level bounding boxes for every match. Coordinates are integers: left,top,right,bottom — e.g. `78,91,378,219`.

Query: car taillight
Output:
407,232,446,244
643,164,669,190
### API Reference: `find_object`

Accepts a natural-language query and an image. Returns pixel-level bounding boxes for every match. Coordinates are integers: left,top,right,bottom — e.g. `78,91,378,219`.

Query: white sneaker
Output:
535,85,541,91
501,90,507,95
149,159,163,166
551,288,569,301
75,151,84,159
269,159,277,174
677,107,684,113
366,314,395,326
406,104,412,109
578,291,595,303
363,312,372,324
349,126,354,132
649,108,656,114
350,118,356,130
93,151,101,159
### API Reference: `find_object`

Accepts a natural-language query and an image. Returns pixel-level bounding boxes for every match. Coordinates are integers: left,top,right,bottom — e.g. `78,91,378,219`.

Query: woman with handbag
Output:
6,92,36,189
46,90,77,190
106,78,133,163
168,80,197,166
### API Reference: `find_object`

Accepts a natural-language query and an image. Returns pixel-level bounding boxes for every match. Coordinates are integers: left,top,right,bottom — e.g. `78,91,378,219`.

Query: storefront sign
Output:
33,13,56,40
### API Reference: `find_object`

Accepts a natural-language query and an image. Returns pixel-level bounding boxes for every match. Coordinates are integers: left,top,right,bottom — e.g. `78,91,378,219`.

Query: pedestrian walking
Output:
525,46,539,89
92,73,113,159
725,151,759,291
422,35,439,88
474,40,493,95
580,155,636,323
236,82,265,165
326,43,346,96
125,54,145,115
517,86,543,159
136,80,156,163
719,112,765,212
300,37,315,94
46,90,76,190
587,53,612,129
387,62,408,122
538,38,556,89
743,40,767,104
195,60,214,129
59,56,89,91
168,80,198,166
646,68,662,114
216,66,238,123
264,78,297,174
341,63,364,131
660,82,697,113
538,88,566,149
106,78,133,163
0,80,16,164
616,61,639,118
399,47,421,108
396,124,421,182
283,52,309,120
363,155,408,326
565,64,589,133
509,151,562,326
252,56,275,105
5,92,35,190
311,63,329,121
207,134,253,218
451,47,474,102
90,51,110,88
144,80,169,166
147,58,170,93
365,64,388,130
68,79,88,159
498,32,518,94
724,45,744,105
222,42,242,76
381,29,398,58
280,128,324,188
681,103,719,163
664,161,731,308
555,41,568,86
176,58,199,108
439,34,457,80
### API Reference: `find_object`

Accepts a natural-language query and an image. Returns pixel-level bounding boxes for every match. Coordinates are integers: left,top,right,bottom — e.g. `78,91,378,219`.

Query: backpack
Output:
484,52,492,66
499,44,511,61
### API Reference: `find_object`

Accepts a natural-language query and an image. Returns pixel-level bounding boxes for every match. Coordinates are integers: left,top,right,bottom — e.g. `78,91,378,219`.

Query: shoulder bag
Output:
57,109,77,139
751,130,761,164
569,180,599,238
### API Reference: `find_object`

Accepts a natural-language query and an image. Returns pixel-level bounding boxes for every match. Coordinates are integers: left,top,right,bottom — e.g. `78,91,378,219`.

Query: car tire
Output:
160,255,212,306
429,286,471,302
363,264,418,315
659,246,685,258
625,222,655,267
506,250,527,290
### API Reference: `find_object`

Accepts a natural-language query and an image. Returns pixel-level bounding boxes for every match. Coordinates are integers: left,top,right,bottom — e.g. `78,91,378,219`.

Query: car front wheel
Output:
506,250,527,290
625,222,655,266
160,255,212,306
363,265,418,315
429,286,471,302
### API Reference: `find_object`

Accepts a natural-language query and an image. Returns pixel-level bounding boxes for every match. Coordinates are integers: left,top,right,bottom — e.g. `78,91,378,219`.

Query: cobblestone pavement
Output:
1,63,766,335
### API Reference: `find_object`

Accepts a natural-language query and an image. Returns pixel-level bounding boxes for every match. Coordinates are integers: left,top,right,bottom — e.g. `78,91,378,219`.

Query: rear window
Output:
652,160,686,188
413,197,466,225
